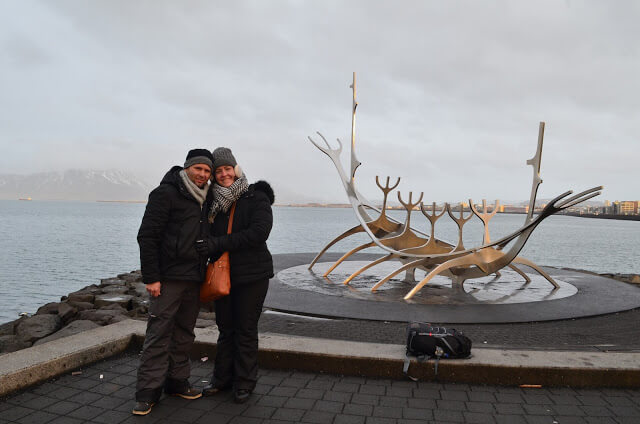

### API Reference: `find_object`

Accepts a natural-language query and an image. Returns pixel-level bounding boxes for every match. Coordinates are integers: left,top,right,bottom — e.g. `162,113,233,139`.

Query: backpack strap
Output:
403,353,433,381
440,338,455,356
403,354,420,382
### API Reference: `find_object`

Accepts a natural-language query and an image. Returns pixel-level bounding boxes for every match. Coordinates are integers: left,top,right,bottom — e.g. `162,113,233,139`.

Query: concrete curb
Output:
190,329,640,389
0,320,145,397
3,319,640,397
257,334,640,389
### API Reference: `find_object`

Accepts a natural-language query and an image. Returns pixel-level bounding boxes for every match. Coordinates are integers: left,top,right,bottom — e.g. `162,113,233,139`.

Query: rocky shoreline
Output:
0,270,215,355
0,269,638,355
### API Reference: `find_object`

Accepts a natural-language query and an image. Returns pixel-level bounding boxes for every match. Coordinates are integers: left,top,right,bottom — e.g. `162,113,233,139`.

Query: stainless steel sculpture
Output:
308,73,603,300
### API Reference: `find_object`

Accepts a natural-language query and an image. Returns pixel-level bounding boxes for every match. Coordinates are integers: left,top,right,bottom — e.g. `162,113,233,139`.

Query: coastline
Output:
96,200,147,203
1,268,638,355
274,204,640,222
564,212,640,221
7,198,639,221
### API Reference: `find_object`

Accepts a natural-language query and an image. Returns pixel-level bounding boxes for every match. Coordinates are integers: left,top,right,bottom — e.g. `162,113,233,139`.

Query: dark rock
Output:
0,318,24,336
67,301,94,311
67,293,95,303
77,310,108,325
36,302,61,315
117,271,142,283
0,335,32,353
99,303,127,313
100,286,129,295
128,305,148,318
102,304,136,321
131,282,148,298
110,314,130,324
57,303,77,324
78,309,125,326
34,320,101,345
195,319,216,328
70,285,101,294
100,278,126,287
15,314,62,343
131,296,150,310
94,294,133,310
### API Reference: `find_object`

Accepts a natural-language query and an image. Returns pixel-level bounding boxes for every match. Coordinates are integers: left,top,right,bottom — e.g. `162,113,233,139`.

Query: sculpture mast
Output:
525,122,545,223
350,72,361,183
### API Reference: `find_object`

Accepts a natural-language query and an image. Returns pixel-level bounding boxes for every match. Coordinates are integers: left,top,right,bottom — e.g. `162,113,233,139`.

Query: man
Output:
133,149,213,415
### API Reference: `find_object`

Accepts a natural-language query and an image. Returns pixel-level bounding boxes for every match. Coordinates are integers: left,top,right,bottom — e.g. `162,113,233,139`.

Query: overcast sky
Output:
1,0,638,204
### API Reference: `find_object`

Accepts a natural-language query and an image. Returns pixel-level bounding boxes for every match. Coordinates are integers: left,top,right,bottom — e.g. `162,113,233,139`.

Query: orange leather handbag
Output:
200,202,236,302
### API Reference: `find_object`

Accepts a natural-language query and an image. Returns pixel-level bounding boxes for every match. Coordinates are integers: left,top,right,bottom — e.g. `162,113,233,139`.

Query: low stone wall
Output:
0,271,216,355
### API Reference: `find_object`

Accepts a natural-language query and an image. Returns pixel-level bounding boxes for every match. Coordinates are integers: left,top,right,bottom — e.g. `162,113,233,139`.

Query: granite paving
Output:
1,351,640,423
1,251,639,421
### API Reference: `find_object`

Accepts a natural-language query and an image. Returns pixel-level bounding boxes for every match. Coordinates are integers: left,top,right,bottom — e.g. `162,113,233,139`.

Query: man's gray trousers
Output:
136,281,200,402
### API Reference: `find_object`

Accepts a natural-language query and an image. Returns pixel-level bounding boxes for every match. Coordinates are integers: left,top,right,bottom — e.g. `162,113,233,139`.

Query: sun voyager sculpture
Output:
308,73,603,301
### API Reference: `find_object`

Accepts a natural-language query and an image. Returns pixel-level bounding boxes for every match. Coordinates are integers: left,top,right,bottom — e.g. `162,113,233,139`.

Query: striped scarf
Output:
209,175,249,222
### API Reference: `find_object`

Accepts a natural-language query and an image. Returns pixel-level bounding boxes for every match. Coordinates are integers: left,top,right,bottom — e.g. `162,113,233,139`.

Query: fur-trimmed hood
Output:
253,180,275,205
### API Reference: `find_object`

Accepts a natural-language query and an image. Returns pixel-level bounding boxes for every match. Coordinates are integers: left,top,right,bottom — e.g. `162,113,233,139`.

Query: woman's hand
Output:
195,237,220,256
195,239,209,256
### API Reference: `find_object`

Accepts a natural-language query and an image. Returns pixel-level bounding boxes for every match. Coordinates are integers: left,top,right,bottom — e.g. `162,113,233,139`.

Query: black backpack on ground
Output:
404,322,472,379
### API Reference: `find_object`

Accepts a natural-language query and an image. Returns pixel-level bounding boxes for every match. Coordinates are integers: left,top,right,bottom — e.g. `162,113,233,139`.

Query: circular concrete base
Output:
265,253,640,324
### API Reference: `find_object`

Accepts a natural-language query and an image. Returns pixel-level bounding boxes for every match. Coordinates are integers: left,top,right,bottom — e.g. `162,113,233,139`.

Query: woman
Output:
197,147,274,404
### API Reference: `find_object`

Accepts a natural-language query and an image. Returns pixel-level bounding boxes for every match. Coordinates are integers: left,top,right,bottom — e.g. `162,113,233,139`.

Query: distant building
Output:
502,205,527,214
612,200,639,215
620,201,640,215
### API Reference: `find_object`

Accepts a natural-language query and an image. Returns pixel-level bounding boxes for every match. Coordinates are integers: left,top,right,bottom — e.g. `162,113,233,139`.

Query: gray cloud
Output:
0,0,637,203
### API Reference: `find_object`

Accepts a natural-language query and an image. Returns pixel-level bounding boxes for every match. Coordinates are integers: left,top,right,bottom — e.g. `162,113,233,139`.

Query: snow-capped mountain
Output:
0,169,153,201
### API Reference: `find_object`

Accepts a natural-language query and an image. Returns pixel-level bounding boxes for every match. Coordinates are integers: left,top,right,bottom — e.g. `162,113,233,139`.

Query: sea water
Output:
0,200,638,324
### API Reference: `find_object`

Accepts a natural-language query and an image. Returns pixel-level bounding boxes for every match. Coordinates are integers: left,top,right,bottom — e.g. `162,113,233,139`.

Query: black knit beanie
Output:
184,148,213,169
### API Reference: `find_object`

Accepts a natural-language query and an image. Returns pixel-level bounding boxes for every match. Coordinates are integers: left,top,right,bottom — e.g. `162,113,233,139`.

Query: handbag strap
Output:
227,202,237,234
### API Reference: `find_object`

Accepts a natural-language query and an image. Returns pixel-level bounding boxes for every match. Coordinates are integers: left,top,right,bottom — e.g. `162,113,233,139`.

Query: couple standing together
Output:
133,147,274,415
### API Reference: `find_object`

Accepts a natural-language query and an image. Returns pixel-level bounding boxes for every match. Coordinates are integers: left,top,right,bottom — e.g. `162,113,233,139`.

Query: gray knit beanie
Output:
212,147,237,170
184,148,213,170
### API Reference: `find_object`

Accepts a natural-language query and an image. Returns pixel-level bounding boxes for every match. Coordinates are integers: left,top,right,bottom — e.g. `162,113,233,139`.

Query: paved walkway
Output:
2,252,640,422
2,351,640,424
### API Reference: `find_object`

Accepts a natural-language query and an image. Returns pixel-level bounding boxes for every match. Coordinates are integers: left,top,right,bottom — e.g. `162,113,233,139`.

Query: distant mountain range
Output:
0,169,152,201
0,169,608,206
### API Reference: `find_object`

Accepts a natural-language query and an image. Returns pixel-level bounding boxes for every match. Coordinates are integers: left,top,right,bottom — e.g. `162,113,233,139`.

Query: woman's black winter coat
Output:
209,181,275,286
137,166,211,284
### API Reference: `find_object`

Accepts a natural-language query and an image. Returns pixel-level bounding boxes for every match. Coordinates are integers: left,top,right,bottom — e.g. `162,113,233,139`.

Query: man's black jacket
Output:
137,166,211,284
209,180,275,286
